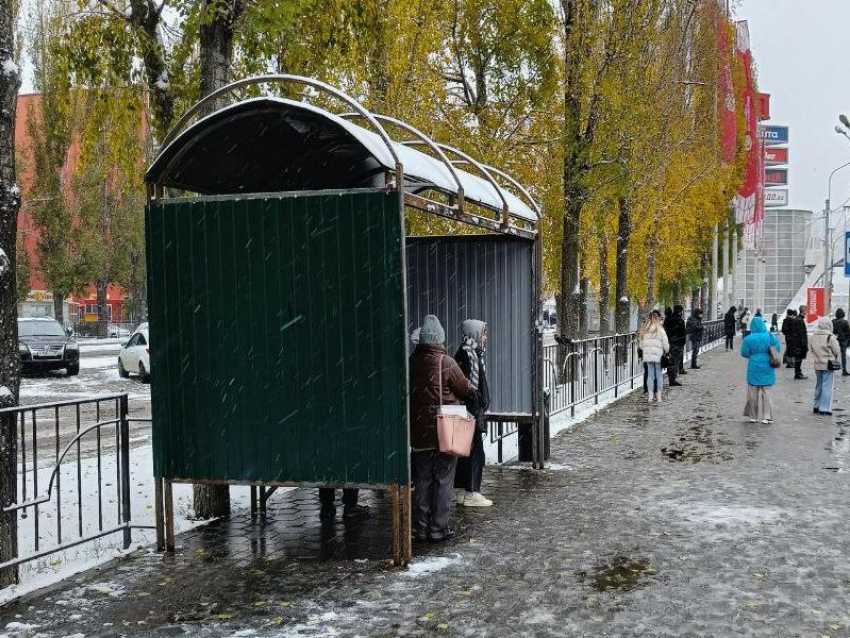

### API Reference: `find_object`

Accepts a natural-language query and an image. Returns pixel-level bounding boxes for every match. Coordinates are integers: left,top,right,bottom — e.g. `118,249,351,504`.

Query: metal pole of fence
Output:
594,340,600,405
119,395,132,549
570,346,576,418
0,413,18,586
614,339,619,398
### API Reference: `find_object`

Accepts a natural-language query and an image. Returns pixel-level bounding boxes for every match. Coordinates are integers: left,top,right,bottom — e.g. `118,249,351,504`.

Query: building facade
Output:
735,208,813,315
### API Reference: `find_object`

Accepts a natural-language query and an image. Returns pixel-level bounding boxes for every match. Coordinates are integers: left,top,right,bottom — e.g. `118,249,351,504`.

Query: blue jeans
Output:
646,362,663,393
815,370,835,413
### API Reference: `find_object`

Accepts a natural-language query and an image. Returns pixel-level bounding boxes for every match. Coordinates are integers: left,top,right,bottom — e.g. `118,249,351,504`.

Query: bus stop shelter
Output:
144,75,544,565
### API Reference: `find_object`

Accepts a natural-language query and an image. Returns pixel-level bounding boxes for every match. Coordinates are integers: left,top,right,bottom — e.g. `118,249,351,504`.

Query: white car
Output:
118,323,150,382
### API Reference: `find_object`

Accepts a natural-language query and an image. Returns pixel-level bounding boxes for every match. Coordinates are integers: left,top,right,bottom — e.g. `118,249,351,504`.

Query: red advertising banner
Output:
765,168,788,186
764,147,788,165
718,16,737,166
757,92,771,121
807,288,826,323
733,21,760,235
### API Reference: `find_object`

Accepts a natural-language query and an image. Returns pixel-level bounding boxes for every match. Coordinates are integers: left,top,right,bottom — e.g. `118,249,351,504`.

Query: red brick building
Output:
15,93,129,325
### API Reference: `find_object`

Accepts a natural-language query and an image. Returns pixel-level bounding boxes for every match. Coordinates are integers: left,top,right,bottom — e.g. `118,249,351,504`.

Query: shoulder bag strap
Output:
438,355,443,408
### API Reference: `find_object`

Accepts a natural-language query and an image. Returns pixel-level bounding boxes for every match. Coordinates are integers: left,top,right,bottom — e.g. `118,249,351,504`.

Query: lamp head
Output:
841,114,850,129
836,125,847,135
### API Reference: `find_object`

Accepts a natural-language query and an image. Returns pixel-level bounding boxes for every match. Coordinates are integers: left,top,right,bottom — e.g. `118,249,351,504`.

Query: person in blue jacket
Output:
741,316,781,424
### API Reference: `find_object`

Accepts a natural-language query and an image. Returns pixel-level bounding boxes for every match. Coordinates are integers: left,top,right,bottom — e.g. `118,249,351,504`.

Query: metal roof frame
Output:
146,74,540,239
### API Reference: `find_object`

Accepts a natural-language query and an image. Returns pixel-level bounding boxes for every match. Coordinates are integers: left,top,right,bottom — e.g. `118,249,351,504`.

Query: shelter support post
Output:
390,485,401,566
164,480,175,553
250,486,258,515
154,477,164,552
401,484,412,565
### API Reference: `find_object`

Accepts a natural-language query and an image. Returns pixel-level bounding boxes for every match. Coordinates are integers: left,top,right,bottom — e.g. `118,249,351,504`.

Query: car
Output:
118,323,150,382
18,317,80,376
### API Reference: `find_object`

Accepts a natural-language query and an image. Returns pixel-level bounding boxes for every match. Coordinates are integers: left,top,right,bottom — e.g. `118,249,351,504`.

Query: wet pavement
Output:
3,347,850,637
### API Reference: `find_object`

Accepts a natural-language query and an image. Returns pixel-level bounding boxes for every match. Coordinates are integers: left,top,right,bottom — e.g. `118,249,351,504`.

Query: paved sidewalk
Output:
3,347,850,637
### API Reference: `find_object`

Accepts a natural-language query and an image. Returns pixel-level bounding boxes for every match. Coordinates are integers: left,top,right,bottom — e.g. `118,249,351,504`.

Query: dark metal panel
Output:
405,235,534,414
147,191,409,485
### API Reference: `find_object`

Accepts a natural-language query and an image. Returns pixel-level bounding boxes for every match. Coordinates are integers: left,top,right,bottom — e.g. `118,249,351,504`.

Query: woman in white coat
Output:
639,310,670,403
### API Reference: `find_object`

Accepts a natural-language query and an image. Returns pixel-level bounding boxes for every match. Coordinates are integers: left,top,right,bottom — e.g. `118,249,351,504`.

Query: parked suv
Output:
18,317,80,376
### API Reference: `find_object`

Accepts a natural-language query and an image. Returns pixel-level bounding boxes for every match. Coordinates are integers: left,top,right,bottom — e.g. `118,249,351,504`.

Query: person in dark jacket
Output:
686,308,704,369
781,309,797,368
724,306,737,350
788,305,809,380
409,315,473,542
832,308,850,375
664,305,687,383
770,313,779,332
453,320,492,507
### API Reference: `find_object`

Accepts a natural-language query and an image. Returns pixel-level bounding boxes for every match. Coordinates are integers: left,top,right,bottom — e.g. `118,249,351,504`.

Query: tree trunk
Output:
579,275,589,338
192,0,245,519
0,0,21,585
559,196,582,340
598,236,610,336
615,197,631,334
673,281,683,307
645,235,658,317
96,279,108,338
53,293,64,325
691,287,700,312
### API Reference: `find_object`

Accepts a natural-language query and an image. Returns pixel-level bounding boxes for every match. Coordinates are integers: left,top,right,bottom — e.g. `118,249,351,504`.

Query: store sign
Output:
764,147,788,165
765,168,788,186
807,287,826,323
26,290,54,303
759,125,789,146
764,189,788,207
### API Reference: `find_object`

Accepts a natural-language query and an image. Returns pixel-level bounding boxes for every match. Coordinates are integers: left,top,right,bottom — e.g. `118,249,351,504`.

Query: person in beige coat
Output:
809,317,841,416
639,310,670,404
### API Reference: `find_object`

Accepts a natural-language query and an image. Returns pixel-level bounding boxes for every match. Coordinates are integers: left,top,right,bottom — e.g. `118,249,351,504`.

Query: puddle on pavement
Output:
661,424,735,463
824,425,850,472
582,556,655,592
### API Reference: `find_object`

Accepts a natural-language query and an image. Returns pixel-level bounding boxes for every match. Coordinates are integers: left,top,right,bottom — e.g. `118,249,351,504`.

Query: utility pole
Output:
711,225,719,319
825,198,832,314
722,221,730,310
731,227,738,308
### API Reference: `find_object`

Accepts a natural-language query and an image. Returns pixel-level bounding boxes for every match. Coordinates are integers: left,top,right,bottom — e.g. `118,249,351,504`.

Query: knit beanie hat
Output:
419,315,445,345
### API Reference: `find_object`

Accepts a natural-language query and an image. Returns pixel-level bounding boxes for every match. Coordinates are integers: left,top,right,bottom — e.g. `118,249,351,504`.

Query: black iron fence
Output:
0,394,150,582
543,319,725,418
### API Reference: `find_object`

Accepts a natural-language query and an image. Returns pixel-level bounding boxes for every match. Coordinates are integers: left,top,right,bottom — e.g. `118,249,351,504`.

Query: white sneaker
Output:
454,489,465,505
461,492,493,507
648,394,654,404
656,393,663,404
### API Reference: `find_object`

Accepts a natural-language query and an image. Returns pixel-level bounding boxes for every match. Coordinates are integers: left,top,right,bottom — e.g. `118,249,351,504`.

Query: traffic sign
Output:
845,232,850,277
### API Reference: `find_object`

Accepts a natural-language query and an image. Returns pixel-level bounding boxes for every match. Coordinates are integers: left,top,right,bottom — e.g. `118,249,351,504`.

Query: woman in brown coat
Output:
409,315,473,542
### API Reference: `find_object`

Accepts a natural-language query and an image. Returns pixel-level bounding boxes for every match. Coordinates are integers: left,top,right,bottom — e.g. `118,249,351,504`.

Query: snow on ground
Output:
79,355,118,371
402,554,464,578
19,367,150,402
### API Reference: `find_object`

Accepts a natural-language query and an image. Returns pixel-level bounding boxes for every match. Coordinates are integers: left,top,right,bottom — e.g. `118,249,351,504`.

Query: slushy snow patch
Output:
403,553,463,578
0,386,12,399
1,59,18,76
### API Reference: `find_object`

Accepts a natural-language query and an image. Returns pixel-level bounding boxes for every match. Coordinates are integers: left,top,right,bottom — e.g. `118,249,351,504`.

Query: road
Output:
16,339,152,465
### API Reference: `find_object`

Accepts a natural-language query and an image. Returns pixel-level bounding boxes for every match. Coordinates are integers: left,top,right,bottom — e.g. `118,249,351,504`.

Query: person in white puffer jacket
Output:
639,310,670,403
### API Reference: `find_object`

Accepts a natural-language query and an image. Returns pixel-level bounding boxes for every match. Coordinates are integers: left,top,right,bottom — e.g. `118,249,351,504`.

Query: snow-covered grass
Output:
1,441,257,604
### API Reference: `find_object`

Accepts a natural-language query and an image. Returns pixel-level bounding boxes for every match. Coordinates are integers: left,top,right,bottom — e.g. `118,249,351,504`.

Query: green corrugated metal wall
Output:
145,190,409,485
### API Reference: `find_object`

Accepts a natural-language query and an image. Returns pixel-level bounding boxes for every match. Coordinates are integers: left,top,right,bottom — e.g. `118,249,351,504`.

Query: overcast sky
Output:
737,0,850,219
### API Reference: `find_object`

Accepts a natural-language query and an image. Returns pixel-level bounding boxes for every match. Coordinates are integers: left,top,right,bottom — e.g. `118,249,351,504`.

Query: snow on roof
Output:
148,97,539,224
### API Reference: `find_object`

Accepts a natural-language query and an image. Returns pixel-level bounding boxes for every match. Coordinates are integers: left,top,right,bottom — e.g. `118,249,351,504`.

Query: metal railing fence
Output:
0,394,149,579
543,319,725,418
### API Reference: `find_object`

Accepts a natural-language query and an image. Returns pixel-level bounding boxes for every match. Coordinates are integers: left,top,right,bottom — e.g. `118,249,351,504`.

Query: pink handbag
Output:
436,356,475,457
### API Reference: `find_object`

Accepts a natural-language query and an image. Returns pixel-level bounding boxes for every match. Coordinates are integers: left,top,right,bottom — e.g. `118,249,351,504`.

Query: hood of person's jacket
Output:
817,317,833,333
749,316,767,333
461,319,486,346
673,304,684,316
413,343,447,355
